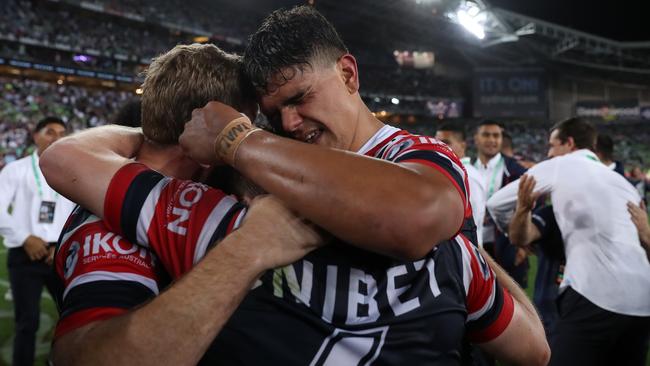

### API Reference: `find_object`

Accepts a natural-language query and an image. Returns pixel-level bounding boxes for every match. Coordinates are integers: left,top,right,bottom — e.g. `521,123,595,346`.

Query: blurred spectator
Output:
0,117,75,366
0,76,130,163
596,134,625,176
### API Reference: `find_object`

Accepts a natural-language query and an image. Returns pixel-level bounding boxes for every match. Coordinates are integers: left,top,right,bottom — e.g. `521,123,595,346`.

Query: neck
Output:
348,102,385,152
479,152,498,165
136,140,201,180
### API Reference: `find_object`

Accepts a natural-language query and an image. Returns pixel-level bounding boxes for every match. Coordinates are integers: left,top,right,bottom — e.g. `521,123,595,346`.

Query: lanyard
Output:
31,153,58,200
476,155,504,199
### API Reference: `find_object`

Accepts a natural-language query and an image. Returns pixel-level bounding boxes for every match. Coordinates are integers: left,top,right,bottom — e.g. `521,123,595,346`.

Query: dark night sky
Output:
488,0,649,42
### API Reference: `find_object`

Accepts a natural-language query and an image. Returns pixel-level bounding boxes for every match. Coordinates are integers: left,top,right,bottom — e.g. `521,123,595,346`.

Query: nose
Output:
281,106,303,133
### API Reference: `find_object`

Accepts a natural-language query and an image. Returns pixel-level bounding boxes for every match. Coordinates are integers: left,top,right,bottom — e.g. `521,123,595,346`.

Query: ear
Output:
337,54,359,94
566,136,577,150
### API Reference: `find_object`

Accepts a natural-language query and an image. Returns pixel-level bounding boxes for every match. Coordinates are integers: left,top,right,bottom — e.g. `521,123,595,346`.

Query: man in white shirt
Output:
0,117,74,366
487,117,650,366
473,120,529,287
435,123,486,247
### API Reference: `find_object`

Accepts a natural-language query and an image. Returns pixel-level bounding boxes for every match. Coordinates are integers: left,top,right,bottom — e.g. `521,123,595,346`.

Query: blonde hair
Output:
141,43,255,144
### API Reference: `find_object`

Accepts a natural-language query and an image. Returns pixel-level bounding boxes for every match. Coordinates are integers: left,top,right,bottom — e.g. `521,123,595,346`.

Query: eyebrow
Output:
282,90,307,106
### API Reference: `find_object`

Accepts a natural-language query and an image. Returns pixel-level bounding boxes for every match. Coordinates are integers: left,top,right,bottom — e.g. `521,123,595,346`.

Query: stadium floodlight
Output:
391,97,400,105
455,1,486,39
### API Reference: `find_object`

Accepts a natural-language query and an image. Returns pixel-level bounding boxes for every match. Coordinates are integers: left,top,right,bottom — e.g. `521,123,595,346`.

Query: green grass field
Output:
0,237,647,365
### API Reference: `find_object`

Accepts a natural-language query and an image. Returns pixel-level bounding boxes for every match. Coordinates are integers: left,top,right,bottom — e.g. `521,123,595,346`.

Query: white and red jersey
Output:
54,126,513,364
53,206,166,340
103,163,246,278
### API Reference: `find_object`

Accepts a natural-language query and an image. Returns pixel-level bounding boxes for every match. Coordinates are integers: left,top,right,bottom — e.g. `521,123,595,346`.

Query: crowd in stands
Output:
0,77,130,167
1,0,182,61
0,0,462,99
1,75,649,184
65,0,263,39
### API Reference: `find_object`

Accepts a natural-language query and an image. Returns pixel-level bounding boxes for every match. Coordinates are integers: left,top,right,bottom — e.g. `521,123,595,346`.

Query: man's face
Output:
259,60,358,151
474,124,502,158
33,123,66,154
435,130,465,158
547,129,573,158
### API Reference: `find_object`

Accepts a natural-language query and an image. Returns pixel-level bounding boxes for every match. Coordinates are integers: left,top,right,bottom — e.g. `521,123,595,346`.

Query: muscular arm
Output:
232,131,464,261
52,232,260,366
508,175,542,247
40,125,142,216
508,209,541,248
52,196,322,366
477,246,550,366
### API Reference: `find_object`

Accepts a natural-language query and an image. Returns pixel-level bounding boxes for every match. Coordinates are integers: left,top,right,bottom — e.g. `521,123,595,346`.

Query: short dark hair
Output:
437,122,465,141
550,117,597,150
478,119,503,129
113,99,142,127
243,5,348,93
35,117,66,133
596,134,614,160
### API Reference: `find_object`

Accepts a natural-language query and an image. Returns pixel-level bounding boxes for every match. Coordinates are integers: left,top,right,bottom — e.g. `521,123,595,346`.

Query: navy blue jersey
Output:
63,126,514,364
531,205,564,332
531,205,564,261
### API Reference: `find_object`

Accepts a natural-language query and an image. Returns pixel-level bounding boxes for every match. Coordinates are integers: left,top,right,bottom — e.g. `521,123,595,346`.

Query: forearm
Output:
40,126,143,216
508,208,539,247
478,246,540,322
52,230,263,366
235,132,462,260
477,246,548,365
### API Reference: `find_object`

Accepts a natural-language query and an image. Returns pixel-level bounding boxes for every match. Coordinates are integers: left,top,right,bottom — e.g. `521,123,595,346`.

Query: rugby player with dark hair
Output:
43,7,549,365
178,6,547,365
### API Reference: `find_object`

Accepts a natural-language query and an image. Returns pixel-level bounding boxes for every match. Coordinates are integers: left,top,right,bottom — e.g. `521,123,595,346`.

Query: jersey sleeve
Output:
103,163,247,278
387,135,471,220
456,235,514,343
53,207,161,340
531,205,564,260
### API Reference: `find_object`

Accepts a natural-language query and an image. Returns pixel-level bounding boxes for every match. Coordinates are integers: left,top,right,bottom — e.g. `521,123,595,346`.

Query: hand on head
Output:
516,175,541,213
179,101,246,165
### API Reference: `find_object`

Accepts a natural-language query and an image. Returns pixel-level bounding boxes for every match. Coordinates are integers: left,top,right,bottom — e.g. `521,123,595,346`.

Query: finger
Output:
641,201,647,211
519,175,529,189
191,108,203,118
522,177,535,198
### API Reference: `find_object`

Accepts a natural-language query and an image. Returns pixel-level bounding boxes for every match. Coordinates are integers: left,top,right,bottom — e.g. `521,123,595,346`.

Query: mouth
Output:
302,128,324,144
